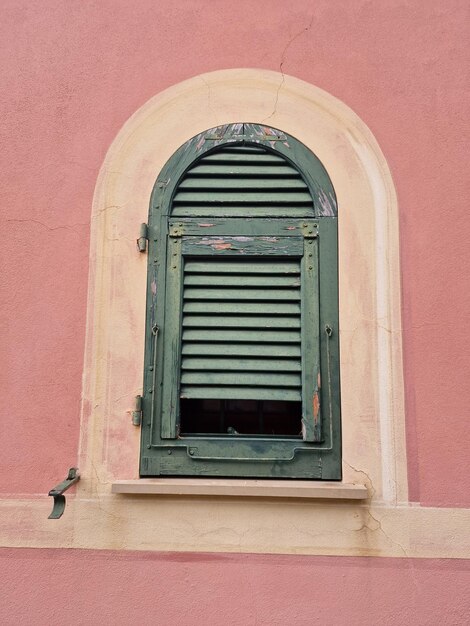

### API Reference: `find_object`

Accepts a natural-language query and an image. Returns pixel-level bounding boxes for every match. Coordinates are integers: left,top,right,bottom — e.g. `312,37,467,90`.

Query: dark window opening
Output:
180,398,302,437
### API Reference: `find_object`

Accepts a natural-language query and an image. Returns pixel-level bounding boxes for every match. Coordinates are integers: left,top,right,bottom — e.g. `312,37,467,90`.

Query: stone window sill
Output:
111,479,368,499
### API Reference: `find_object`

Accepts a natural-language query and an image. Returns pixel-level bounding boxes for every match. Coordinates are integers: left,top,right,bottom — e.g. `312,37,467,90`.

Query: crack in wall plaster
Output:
94,204,124,217
199,75,218,125
6,218,88,234
343,460,408,557
263,15,314,123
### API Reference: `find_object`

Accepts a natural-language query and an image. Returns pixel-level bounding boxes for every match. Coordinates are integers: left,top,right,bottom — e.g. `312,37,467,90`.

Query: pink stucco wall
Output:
2,0,468,505
1,548,469,626
1,2,469,621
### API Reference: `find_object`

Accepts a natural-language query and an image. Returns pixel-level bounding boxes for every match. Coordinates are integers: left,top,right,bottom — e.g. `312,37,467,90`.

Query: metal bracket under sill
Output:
48,467,80,519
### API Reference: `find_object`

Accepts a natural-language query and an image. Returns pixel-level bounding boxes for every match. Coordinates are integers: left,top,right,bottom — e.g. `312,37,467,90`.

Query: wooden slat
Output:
181,371,301,387
182,315,300,329
187,164,300,177
184,274,301,287
184,260,300,275
180,178,308,190
182,329,300,343
182,287,300,301
172,206,313,217
173,191,312,204
183,301,300,315
181,342,301,357
181,357,301,371
180,386,302,401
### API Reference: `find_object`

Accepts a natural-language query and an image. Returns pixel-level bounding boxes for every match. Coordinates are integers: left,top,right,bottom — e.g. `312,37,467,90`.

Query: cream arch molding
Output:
76,69,410,555
83,68,407,501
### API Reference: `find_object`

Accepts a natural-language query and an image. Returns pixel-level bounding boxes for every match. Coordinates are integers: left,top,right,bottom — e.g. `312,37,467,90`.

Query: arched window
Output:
140,123,340,479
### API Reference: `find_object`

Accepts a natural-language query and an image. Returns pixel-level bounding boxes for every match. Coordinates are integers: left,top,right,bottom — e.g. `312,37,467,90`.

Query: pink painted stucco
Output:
1,548,469,626
2,0,468,505
0,2,467,504
1,1,469,621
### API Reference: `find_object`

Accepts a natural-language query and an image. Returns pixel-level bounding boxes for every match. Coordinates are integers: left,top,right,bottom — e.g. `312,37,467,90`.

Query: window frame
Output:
139,124,341,480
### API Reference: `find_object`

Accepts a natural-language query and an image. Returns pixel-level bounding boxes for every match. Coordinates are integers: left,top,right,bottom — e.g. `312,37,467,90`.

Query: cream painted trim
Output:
3,69,433,559
2,498,470,559
82,68,407,500
111,480,368,499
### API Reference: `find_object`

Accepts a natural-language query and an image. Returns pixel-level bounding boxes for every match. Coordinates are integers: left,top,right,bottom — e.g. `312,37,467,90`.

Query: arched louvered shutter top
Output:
171,144,315,218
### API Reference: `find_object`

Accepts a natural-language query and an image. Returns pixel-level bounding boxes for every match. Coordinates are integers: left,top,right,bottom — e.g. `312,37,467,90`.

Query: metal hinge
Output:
132,395,143,426
137,223,149,252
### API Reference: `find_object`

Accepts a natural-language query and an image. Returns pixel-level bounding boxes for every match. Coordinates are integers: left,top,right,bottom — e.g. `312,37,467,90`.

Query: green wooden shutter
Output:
160,233,320,443
140,125,341,480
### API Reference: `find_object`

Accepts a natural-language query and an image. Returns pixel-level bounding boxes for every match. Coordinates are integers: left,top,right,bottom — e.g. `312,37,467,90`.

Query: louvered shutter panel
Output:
159,232,320,442
172,145,314,218
180,246,303,403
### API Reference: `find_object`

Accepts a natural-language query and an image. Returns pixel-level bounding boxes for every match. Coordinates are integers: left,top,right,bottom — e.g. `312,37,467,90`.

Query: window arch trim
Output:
81,69,408,516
